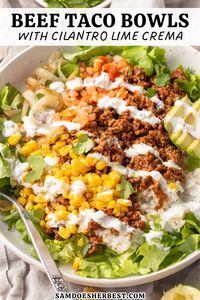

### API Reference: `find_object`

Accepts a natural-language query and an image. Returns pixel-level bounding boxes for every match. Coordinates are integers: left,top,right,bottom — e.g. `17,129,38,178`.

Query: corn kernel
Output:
69,149,78,159
18,197,26,206
41,144,50,156
68,205,76,212
59,145,71,156
24,188,32,196
21,142,38,156
61,133,69,141
87,174,102,187
34,203,45,211
55,210,69,221
96,186,104,193
109,171,121,184
85,156,97,167
28,194,35,202
54,170,64,178
55,141,66,149
95,160,107,170
72,257,81,271
168,182,177,190
96,201,105,210
103,181,114,189
40,220,46,227
61,165,72,176
45,207,50,214
97,191,113,202
78,237,84,247
25,202,33,210
68,224,77,234
72,210,79,215
107,200,116,209
117,199,132,207
81,202,90,210
102,174,109,181
58,228,71,240
70,196,85,207
34,195,49,203
113,204,121,217
8,133,22,146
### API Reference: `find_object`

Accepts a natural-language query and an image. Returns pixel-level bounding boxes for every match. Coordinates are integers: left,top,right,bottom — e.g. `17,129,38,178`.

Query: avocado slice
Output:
176,132,194,151
192,98,200,111
170,130,182,144
187,140,200,158
184,112,196,125
164,96,200,160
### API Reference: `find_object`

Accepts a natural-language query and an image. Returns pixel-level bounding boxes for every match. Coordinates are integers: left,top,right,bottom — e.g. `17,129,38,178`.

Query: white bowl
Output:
35,0,112,8
0,46,200,287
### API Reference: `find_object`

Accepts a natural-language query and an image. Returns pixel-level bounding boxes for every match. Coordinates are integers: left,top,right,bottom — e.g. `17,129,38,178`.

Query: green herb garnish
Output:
154,73,170,86
73,133,94,155
26,154,45,183
120,176,136,199
146,88,156,98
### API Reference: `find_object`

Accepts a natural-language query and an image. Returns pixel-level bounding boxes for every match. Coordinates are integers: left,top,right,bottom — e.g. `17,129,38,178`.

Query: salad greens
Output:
0,83,24,118
175,67,200,101
45,0,103,8
3,207,200,278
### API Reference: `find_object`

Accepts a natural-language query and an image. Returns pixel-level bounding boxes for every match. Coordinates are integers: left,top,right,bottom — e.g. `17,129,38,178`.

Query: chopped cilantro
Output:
120,176,136,199
146,88,156,98
73,133,94,155
154,73,170,86
26,154,45,183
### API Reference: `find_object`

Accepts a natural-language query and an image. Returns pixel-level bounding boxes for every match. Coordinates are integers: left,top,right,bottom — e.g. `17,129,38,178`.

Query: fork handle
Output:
0,192,67,293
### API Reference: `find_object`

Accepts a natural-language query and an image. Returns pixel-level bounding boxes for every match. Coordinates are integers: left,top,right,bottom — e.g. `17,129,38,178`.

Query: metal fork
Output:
0,191,67,293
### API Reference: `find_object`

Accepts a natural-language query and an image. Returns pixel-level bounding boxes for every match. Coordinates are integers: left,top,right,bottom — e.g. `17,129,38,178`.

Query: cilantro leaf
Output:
26,154,45,183
120,176,136,199
73,133,94,155
146,88,156,98
154,73,170,86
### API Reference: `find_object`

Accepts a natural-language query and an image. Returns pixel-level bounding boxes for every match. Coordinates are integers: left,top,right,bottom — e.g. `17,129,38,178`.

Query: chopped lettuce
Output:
2,205,200,278
63,46,124,64
176,67,200,101
63,46,168,77
57,61,79,80
0,143,14,189
0,83,24,117
137,242,170,274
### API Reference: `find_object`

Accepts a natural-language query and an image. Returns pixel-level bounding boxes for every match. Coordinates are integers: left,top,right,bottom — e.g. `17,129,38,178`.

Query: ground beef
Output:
127,67,150,88
171,67,187,81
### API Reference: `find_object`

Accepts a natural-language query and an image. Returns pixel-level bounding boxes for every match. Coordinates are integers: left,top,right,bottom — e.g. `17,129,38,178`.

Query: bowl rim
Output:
34,0,112,8
1,45,200,288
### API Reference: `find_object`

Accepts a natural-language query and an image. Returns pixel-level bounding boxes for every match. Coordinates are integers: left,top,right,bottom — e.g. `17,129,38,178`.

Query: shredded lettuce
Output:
0,143,15,189
63,46,168,77
176,67,200,101
0,83,24,117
